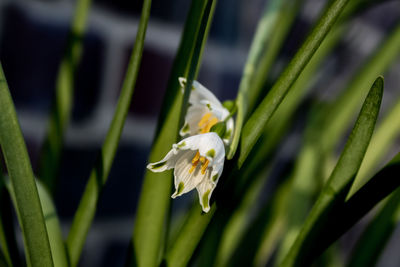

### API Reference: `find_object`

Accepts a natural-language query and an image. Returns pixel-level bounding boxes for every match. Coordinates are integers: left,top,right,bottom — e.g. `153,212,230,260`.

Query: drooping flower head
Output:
147,132,224,212
179,78,234,145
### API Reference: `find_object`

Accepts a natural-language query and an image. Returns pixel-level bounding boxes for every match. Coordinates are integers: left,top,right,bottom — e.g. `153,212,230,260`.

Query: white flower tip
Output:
146,161,167,172
200,190,212,213
202,206,210,213
171,182,185,199
178,77,186,87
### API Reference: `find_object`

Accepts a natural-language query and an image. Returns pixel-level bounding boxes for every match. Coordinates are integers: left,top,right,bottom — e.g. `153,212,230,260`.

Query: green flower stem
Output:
280,77,383,267
39,0,92,194
0,64,53,266
165,204,216,267
131,0,215,266
239,0,350,167
65,0,151,266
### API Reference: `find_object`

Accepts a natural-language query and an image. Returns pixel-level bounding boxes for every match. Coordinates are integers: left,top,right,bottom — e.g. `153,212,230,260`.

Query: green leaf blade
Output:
0,64,54,267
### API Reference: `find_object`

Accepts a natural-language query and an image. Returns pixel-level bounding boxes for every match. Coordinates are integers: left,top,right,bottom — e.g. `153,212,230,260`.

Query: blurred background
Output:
0,0,399,266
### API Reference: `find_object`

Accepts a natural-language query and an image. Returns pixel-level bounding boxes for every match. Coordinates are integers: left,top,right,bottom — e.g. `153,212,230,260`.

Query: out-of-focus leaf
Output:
239,0,350,167
38,0,92,194
228,179,291,267
228,0,301,159
280,77,383,267
310,152,400,265
347,188,400,267
0,64,53,266
319,22,400,156
65,0,152,266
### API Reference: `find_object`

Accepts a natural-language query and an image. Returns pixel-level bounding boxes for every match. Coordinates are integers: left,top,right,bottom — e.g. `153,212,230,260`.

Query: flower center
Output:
189,151,209,175
198,112,219,134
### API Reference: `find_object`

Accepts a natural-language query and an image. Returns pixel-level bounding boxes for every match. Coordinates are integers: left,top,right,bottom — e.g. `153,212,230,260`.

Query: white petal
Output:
171,150,206,198
179,105,209,137
183,132,225,163
179,77,222,108
147,147,181,172
196,171,217,213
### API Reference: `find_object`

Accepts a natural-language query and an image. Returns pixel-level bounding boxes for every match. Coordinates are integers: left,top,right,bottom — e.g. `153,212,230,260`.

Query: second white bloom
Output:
147,132,225,212
179,77,234,145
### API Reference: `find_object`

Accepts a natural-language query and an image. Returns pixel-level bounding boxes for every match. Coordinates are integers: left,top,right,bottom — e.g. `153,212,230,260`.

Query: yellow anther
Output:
192,151,200,163
189,152,210,175
201,117,219,133
201,159,209,174
189,151,200,174
198,113,212,128
189,162,198,174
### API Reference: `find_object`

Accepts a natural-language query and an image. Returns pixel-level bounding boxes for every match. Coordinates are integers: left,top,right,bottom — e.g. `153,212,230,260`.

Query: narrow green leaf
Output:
65,0,152,266
228,0,300,159
0,64,53,266
280,76,384,267
239,0,350,167
349,97,400,196
38,0,92,194
131,1,216,266
347,188,400,267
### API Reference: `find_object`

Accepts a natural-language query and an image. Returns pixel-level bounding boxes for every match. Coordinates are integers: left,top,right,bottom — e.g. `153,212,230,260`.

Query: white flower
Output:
178,78,234,145
147,132,225,212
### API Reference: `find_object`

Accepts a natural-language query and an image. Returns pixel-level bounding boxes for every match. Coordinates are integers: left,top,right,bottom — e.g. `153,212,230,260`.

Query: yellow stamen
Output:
201,117,219,133
189,152,210,175
201,159,209,174
198,113,212,128
189,151,200,174
189,161,198,174
192,151,200,163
